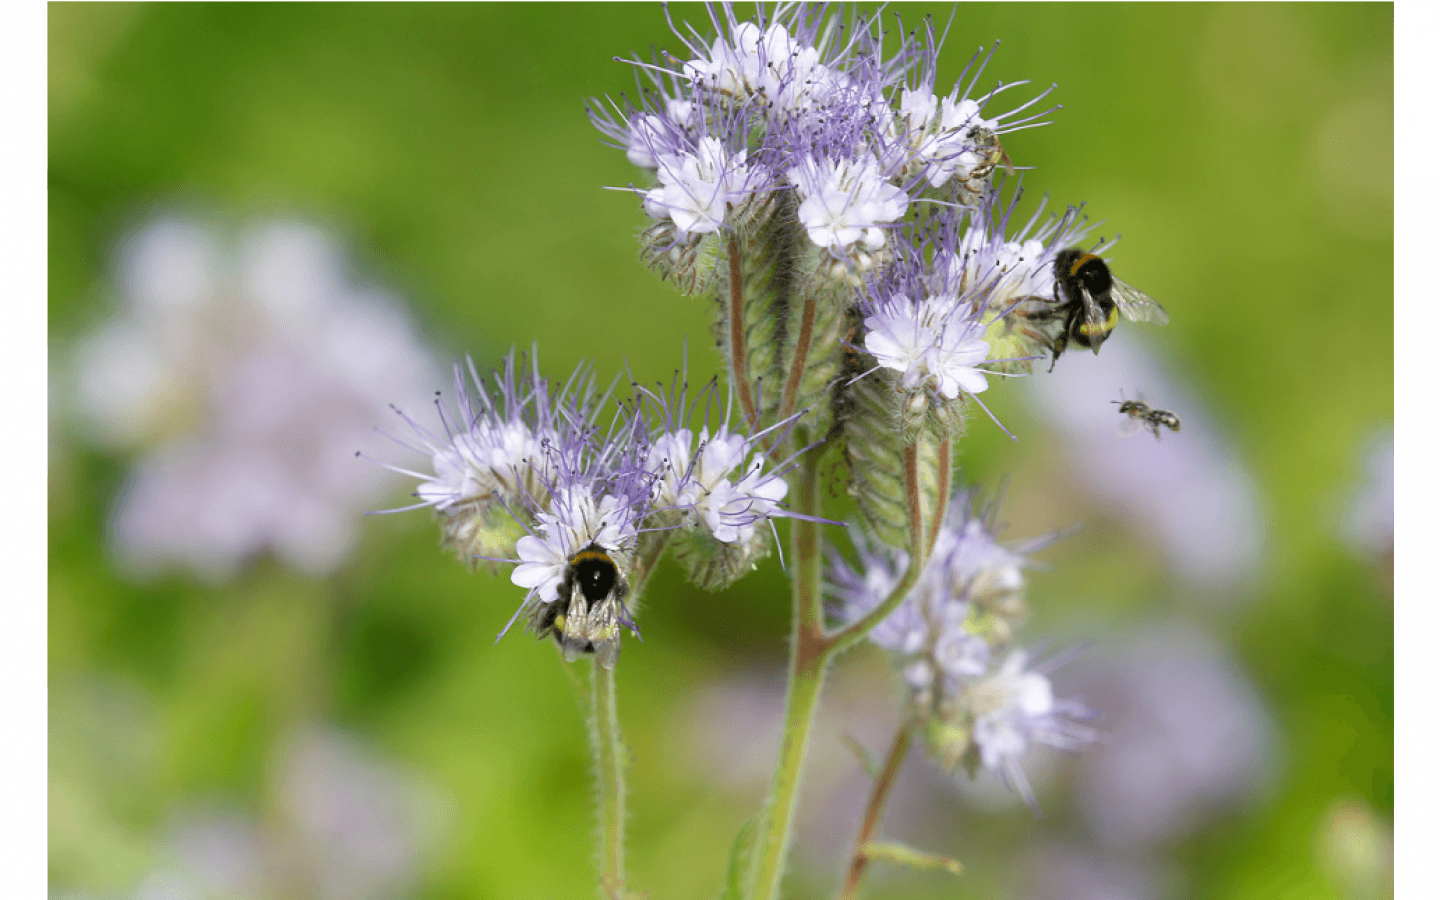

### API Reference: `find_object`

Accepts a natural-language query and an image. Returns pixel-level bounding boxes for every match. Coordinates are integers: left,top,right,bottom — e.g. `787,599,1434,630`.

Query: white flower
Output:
682,18,856,117
863,294,991,399
788,154,908,251
644,137,752,237
968,649,1095,809
902,90,1000,188
646,427,701,509
700,455,789,545
416,419,547,513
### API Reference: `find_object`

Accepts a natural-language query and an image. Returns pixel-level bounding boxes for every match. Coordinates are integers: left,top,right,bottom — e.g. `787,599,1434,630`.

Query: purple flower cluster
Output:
828,489,1096,809
591,4,1054,266
379,352,799,648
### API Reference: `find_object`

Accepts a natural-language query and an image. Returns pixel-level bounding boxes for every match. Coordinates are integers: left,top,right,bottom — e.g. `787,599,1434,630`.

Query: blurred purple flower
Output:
1069,624,1277,851
69,216,440,581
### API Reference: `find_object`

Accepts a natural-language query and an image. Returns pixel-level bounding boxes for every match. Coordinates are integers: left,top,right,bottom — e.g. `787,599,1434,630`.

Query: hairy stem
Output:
779,288,817,421
590,662,627,898
824,440,926,655
728,236,760,429
838,721,915,900
750,451,828,900
925,438,951,553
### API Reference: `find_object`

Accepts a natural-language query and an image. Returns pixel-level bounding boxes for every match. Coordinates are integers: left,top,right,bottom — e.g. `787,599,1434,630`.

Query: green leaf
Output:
861,841,964,876
718,816,759,900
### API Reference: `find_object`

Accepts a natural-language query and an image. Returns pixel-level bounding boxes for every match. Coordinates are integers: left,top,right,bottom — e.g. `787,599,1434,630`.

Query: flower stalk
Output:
839,720,916,900
748,447,828,900
591,660,628,898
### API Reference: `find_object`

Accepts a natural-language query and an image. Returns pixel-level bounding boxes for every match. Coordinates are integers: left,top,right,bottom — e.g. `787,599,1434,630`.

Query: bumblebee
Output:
1018,248,1170,371
1113,393,1181,440
528,542,629,669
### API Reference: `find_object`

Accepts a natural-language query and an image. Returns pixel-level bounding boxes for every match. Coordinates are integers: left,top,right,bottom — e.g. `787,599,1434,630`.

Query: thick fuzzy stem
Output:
749,452,828,900
838,722,916,900
591,662,627,898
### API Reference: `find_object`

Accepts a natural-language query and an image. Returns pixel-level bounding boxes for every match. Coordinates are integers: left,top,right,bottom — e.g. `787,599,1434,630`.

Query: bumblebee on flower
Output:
379,352,803,668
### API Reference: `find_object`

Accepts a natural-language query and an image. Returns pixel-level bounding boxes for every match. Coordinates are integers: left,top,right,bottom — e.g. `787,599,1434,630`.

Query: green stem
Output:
591,661,627,898
749,451,828,900
838,722,915,900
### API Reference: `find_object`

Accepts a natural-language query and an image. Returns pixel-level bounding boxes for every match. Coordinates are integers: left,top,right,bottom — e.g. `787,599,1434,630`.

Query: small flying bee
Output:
1113,392,1181,440
1015,248,1170,371
528,542,631,669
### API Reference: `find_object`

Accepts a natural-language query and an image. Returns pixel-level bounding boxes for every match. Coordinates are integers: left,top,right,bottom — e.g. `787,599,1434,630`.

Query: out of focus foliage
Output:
50,5,1391,899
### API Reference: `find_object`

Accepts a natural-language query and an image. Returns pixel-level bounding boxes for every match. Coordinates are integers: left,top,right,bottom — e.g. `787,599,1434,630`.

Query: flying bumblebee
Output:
1004,248,1169,372
1113,392,1181,440
527,542,631,669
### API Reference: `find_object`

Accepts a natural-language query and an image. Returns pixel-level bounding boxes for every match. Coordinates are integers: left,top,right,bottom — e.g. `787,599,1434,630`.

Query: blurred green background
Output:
49,4,1392,899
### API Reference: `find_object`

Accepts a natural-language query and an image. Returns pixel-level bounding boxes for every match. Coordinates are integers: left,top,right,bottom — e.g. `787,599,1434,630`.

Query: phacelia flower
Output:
967,649,1098,811
830,488,1089,809
646,421,792,549
380,352,583,564
829,491,1031,695
862,292,991,400
644,137,755,237
788,153,908,252
512,485,639,605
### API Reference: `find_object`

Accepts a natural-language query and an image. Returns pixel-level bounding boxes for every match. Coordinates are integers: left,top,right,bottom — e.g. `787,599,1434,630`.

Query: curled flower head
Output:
594,3,1057,289
893,33,1057,200
636,374,806,591
640,381,797,551
829,487,1087,808
378,352,584,563
829,490,1034,689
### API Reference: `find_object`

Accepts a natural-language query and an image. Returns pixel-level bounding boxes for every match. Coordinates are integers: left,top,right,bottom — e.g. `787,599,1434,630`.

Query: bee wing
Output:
1111,278,1169,325
1117,412,1146,438
1080,287,1109,337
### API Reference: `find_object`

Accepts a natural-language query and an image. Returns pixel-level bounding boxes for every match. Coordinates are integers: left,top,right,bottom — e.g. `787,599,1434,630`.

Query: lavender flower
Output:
966,649,1098,811
68,216,439,582
638,376,802,590
861,292,991,401
644,137,757,238
381,360,803,658
592,2,1054,281
379,352,583,566
646,423,789,547
787,153,908,252
829,489,1092,809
